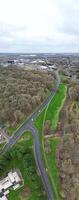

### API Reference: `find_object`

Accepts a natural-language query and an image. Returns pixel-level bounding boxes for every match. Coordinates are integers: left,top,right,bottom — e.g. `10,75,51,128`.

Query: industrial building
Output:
0,171,21,200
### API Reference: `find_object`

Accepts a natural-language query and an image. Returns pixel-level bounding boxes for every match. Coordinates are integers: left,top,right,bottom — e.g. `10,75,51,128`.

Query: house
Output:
0,171,21,200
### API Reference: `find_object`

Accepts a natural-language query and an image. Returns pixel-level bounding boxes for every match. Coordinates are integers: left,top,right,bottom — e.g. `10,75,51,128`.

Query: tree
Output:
44,120,51,135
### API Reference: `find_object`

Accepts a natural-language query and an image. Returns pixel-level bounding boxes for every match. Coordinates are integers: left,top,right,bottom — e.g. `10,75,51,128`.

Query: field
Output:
0,132,48,200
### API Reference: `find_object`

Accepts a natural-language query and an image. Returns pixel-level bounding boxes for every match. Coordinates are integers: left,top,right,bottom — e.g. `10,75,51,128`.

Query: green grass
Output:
35,83,67,131
9,190,20,200
0,131,48,200
46,137,62,200
45,83,67,129
35,108,45,135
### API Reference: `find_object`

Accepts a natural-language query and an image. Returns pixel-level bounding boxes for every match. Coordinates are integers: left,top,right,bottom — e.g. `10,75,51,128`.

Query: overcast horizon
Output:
0,0,79,53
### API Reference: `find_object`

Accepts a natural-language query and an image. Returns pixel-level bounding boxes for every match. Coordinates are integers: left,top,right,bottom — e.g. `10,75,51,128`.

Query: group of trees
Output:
0,67,54,126
57,83,79,200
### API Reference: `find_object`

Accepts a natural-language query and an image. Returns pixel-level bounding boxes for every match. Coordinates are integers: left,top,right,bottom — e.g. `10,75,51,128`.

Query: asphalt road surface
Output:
1,90,56,154
1,71,60,200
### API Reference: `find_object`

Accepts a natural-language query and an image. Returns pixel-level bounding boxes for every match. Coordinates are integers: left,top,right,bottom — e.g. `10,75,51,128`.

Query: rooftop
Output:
0,171,21,200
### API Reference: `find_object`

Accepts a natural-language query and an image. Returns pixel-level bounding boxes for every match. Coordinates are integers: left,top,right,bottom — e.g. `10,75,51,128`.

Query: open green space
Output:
45,83,67,129
0,131,48,200
35,83,67,132
35,108,45,135
45,137,62,200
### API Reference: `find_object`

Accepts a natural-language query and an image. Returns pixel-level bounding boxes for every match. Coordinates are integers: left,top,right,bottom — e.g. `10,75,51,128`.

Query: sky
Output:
0,0,79,53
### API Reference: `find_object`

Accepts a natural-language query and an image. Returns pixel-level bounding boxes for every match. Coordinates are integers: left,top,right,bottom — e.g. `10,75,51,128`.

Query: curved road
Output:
1,71,60,200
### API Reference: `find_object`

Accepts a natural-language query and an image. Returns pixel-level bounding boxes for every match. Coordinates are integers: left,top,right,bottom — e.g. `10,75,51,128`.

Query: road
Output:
1,90,56,154
1,71,60,200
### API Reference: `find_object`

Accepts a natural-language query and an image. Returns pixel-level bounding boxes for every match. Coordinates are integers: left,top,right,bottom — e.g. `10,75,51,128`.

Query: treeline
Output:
57,82,79,200
0,67,54,126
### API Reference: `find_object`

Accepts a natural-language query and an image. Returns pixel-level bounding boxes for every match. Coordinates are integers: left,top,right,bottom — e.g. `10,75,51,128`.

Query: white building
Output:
0,171,21,200
40,66,48,70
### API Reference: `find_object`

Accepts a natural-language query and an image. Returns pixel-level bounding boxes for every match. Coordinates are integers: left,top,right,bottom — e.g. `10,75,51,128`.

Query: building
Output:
0,171,21,200
40,66,48,71
8,60,14,64
48,65,57,70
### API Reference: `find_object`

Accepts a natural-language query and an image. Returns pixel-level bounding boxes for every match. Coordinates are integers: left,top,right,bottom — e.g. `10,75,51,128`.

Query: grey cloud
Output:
0,0,79,52
57,0,79,37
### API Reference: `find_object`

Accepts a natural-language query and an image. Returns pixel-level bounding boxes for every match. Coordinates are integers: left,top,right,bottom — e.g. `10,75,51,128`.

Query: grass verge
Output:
45,137,61,200
35,83,67,132
45,83,67,129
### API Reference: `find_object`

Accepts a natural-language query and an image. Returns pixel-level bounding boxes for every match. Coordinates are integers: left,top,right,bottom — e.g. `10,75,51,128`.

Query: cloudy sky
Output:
0,0,79,53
